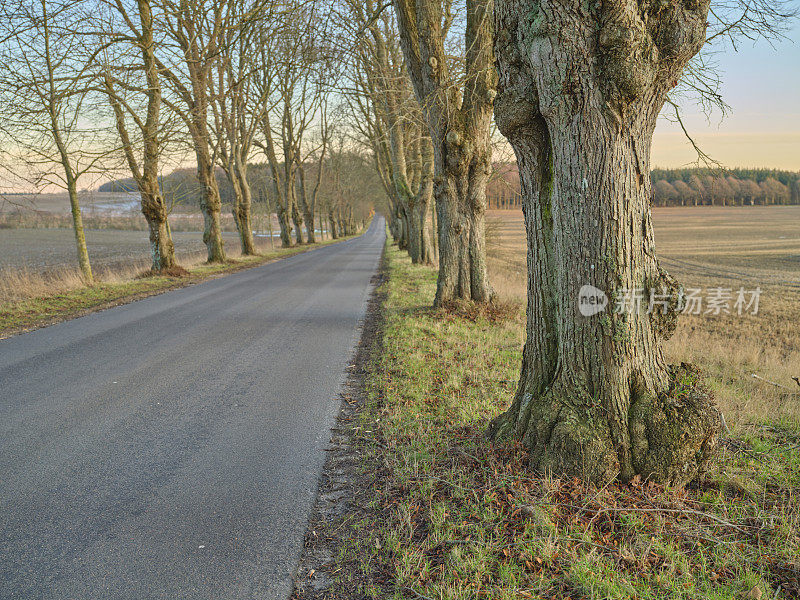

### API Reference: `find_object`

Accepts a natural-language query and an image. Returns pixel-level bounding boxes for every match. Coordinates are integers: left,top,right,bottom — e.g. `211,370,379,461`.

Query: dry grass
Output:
485,206,800,428
338,241,800,600
0,250,209,304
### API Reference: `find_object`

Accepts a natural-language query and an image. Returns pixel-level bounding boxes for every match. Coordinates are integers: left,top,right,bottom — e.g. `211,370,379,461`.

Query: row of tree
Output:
0,0,372,283
99,157,379,238
652,170,800,206
0,0,793,486
484,164,800,208
347,0,792,488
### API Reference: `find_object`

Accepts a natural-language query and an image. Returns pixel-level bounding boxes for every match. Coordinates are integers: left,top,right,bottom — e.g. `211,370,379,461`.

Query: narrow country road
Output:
0,218,385,599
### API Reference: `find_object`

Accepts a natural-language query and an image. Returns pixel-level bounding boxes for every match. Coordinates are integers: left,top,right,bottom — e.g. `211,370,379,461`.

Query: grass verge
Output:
0,235,357,338
341,241,799,600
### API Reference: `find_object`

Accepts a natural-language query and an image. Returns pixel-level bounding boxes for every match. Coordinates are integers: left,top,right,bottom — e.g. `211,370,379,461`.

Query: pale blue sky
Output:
653,23,800,169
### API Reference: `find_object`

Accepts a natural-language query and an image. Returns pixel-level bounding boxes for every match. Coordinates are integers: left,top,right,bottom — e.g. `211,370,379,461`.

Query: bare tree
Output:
340,49,403,244
295,100,330,244
0,0,106,283
150,0,230,262
393,0,495,304
346,0,435,265
208,0,282,255
97,0,178,271
254,2,332,246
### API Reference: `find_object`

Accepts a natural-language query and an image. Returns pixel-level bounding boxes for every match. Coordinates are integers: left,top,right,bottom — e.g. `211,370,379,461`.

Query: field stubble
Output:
341,229,800,600
486,206,800,427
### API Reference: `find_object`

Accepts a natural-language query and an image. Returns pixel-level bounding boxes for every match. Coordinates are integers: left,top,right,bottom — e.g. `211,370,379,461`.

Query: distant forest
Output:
100,164,279,208
486,165,800,209
103,164,800,210
99,154,385,213
650,168,800,206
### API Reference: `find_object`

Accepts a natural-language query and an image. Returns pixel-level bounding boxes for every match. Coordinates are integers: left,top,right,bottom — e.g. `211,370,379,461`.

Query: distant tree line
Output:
485,164,800,209
99,154,381,238
651,168,800,206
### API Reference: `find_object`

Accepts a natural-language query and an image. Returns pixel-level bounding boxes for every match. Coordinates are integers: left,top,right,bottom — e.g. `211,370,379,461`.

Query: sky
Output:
652,23,800,170
1,19,798,196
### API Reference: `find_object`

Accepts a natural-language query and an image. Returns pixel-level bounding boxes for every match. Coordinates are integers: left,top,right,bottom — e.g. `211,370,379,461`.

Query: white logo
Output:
578,285,608,316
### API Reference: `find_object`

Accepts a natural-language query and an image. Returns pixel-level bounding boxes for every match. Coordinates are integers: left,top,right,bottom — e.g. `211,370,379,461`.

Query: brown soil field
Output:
1,228,258,273
487,205,800,427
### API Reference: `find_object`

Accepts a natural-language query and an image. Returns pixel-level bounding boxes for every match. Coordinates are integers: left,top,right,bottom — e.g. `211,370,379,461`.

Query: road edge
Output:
290,236,391,599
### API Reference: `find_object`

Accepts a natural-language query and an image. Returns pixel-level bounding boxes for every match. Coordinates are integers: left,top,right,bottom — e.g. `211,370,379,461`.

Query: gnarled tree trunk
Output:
231,160,257,256
491,0,720,486
393,0,495,306
141,182,175,271
196,154,226,262
432,135,492,302
103,0,176,273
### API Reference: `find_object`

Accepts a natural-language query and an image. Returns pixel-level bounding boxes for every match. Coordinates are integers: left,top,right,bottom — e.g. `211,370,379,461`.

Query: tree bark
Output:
141,184,175,271
432,147,492,302
393,0,495,306
491,0,720,486
231,159,257,255
196,153,226,262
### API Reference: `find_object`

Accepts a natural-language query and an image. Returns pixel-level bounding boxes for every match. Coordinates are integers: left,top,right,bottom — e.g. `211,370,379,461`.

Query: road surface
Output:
0,218,385,599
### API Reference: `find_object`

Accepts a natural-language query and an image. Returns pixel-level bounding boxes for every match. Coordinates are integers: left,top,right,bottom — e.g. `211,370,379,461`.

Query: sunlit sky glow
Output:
653,24,800,170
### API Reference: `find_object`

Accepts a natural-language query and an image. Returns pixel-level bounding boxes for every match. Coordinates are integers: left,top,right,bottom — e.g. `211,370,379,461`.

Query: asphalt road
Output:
0,217,385,599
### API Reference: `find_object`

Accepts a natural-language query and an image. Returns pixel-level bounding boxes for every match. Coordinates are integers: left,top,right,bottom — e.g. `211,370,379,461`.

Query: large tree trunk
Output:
141,185,175,271
232,161,257,256
433,151,493,304
393,0,495,307
197,156,226,262
104,0,176,273
491,0,720,486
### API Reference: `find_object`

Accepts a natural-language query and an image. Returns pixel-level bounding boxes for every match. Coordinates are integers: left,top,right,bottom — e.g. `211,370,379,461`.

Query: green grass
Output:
346,242,799,600
0,235,356,337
